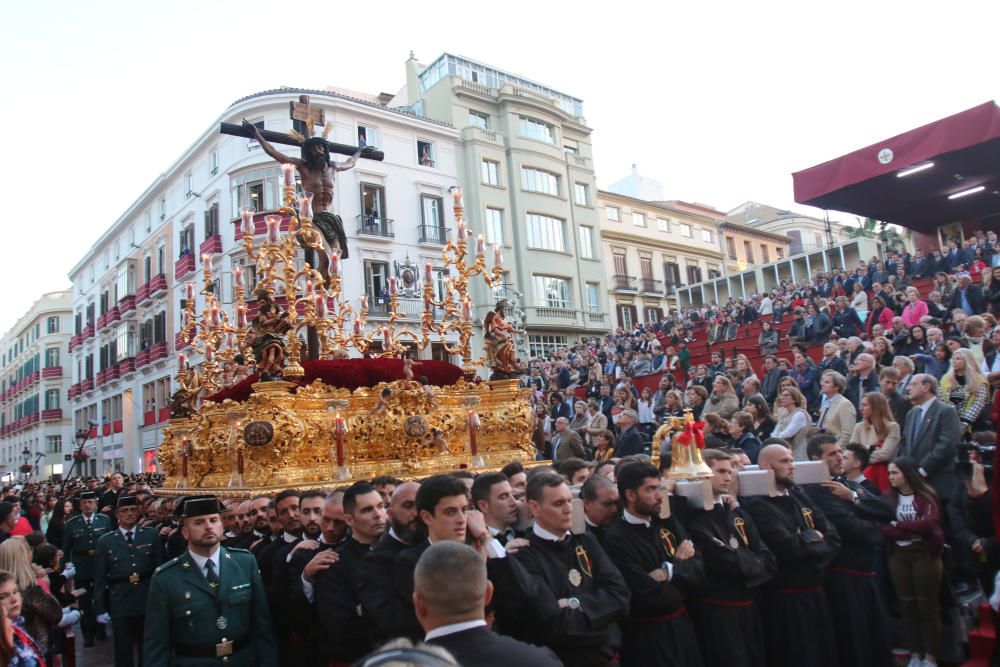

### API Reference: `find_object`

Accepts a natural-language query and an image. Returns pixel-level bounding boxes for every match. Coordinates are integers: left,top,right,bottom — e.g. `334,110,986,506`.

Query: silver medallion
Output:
216,615,228,630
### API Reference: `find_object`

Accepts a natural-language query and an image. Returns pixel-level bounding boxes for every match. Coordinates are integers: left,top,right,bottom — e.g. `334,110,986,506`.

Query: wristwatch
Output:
567,597,582,611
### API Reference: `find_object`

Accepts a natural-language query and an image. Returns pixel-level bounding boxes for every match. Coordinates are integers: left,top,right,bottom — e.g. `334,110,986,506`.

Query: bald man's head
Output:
413,541,491,632
758,444,795,488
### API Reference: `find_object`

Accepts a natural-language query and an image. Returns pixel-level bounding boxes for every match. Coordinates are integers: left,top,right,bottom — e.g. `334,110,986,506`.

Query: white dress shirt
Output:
188,546,222,580
425,619,488,641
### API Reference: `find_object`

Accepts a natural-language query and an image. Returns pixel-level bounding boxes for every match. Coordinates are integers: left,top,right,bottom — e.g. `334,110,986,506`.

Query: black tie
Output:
125,531,133,545
205,559,220,589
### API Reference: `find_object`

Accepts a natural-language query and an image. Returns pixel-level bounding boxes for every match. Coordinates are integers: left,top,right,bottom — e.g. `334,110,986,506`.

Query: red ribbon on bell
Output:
675,420,706,449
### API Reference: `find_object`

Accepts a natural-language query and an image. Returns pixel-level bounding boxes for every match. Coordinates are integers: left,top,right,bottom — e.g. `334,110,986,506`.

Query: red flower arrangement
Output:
206,358,465,404
72,450,90,462
18,465,32,473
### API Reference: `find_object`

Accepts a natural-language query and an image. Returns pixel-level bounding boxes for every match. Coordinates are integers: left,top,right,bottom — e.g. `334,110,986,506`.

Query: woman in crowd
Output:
932,272,955,301
593,430,616,464
703,375,739,420
925,291,949,321
758,320,779,355
939,348,990,431
0,540,60,659
867,295,895,337
690,365,712,392
0,571,46,667
584,399,608,450
872,336,895,368
662,389,685,419
744,394,776,442
734,354,758,382
896,324,927,357
771,385,811,460
901,287,928,328
636,387,656,440
851,282,869,320
882,457,945,667
728,411,763,463
531,404,549,460
912,344,951,380
722,315,739,342
568,400,592,441
833,295,865,339
772,376,799,418
850,391,900,492
702,412,735,449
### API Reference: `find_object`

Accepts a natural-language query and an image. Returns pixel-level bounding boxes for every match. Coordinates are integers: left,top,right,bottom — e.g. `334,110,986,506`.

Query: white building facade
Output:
67,88,461,474
0,291,74,481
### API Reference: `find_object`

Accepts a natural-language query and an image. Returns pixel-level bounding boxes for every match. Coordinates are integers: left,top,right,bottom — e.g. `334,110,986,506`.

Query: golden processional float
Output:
157,177,535,496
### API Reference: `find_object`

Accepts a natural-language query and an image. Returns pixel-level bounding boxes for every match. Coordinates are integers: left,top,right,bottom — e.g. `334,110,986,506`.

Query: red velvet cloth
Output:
205,358,464,404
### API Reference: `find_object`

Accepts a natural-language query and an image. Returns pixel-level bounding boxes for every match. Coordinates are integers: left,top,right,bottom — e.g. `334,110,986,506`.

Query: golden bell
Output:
665,409,713,480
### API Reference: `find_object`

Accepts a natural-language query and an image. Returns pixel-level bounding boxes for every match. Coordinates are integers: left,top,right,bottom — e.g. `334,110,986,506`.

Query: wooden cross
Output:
289,95,325,137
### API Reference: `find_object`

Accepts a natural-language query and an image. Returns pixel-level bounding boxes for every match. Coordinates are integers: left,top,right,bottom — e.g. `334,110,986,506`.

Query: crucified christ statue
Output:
242,118,361,284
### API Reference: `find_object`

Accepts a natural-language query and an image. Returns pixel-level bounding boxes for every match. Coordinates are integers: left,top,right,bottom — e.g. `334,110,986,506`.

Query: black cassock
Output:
314,537,376,664
804,480,895,667
686,503,776,667
357,532,413,644
743,488,841,667
512,530,630,667
603,515,705,667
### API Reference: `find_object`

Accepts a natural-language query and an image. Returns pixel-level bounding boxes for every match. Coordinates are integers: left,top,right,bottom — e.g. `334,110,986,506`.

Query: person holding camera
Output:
950,435,998,594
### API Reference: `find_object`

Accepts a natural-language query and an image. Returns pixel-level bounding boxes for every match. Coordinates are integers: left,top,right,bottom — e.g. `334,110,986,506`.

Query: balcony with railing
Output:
230,211,291,241
41,409,62,421
147,341,168,363
175,253,196,279
119,293,136,315
199,234,223,256
366,297,446,320
118,357,135,375
82,323,95,340
80,378,94,393
418,225,450,245
640,278,663,295
355,215,394,239
136,283,151,304
148,273,167,296
106,306,121,328
612,275,637,292
136,348,150,369
42,367,62,380
69,334,80,352
175,331,194,350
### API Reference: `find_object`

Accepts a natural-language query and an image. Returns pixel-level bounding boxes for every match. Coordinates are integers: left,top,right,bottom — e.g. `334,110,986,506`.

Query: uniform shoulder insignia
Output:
155,556,183,574
66,515,82,525
225,547,251,554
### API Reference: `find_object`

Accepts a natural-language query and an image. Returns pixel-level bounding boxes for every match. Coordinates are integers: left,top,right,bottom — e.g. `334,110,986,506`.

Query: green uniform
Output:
63,512,112,643
143,546,277,666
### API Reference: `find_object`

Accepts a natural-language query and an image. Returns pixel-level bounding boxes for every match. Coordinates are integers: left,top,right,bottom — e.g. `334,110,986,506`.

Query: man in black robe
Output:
604,462,704,667
581,474,619,546
743,444,841,667
805,435,894,667
512,471,630,667
314,483,387,665
255,489,303,661
686,449,776,667
358,481,422,644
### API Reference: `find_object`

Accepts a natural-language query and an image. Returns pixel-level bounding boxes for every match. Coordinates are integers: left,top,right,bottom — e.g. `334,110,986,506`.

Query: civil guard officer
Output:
63,489,112,646
143,495,277,666
94,495,164,666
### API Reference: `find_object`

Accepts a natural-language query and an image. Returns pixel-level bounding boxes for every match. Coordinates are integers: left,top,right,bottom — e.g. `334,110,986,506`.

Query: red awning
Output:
792,101,1000,232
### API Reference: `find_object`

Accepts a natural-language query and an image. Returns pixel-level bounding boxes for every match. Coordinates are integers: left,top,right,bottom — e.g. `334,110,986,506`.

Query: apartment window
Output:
761,244,770,262
45,347,59,368
209,149,218,175
45,388,60,411
468,111,488,129
618,305,636,330
46,317,58,334
573,183,588,206
481,160,500,186
585,283,600,314
657,218,669,232
485,208,504,245
664,261,681,287
184,172,194,197
726,236,737,260
742,240,754,263
525,214,565,252
533,275,571,310
520,167,559,196
358,125,378,148
528,334,568,358
687,265,703,283
204,203,220,239
179,226,195,256
701,229,713,243
116,261,135,299
145,210,152,232
116,323,137,359
606,206,620,222
153,311,166,344
680,224,692,238
708,265,721,279
159,197,166,220
578,226,595,259
420,195,444,229
157,246,166,275
46,435,61,455
632,212,645,227
417,140,435,167
364,261,390,307
143,255,152,284
519,116,555,144
360,184,386,221
640,256,653,279
776,247,785,259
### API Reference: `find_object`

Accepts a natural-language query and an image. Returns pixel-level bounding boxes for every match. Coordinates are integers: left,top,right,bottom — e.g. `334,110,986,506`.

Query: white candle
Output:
315,294,327,317
476,234,485,255
234,265,243,283
186,283,195,300
329,249,340,276
236,306,247,329
457,221,466,240
493,244,502,267
201,253,211,266
306,280,313,295
204,342,214,363
240,208,255,236
281,163,296,188
178,353,186,369
265,215,281,243
424,262,433,283
353,318,362,335
450,186,463,208
359,295,367,311
461,298,471,322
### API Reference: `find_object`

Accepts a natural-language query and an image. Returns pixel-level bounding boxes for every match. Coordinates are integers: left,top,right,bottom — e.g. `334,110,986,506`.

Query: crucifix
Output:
220,96,385,360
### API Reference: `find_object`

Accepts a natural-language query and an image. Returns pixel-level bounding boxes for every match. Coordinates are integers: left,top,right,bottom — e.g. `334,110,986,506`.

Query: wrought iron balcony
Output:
612,275,637,291
418,225,451,245
355,215,394,239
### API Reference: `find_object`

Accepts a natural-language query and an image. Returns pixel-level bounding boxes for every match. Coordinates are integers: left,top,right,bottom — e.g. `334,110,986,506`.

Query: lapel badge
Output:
568,568,582,587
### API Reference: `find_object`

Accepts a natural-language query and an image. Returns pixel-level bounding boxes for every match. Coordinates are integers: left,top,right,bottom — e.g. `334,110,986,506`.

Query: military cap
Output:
176,495,223,518
79,491,98,500
116,495,139,509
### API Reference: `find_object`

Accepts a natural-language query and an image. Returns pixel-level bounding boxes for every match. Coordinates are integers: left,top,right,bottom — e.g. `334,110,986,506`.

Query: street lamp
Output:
71,425,93,479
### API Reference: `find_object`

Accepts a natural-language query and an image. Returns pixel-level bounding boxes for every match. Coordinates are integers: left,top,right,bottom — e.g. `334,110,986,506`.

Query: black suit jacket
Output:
948,284,986,315
428,625,563,667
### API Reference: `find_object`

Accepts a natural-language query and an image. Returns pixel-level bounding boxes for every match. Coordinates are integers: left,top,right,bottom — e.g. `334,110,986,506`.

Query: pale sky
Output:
1,0,998,333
